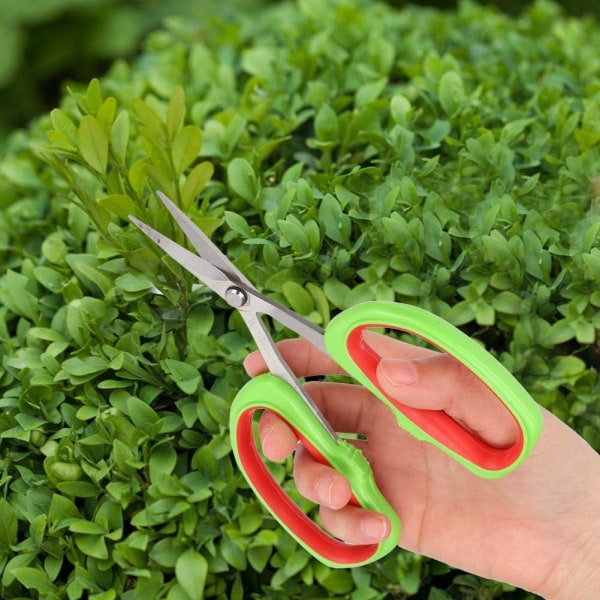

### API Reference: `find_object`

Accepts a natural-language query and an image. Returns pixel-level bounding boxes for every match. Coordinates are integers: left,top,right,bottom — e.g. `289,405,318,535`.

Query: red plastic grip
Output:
235,406,378,565
347,325,525,472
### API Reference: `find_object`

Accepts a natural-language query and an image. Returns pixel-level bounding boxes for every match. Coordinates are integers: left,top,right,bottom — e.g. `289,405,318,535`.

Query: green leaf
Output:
149,537,183,567
491,291,524,315
50,108,78,145
49,494,82,527
69,520,107,535
551,355,586,378
278,215,310,253
96,97,117,126
242,46,276,79
167,86,186,141
306,282,330,325
0,498,18,547
187,305,214,337
99,194,139,220
34,265,68,292
282,281,314,315
220,535,247,570
323,279,351,309
1,155,41,186
62,356,110,378
75,534,109,559
203,391,229,426
447,301,475,326
355,77,387,107
110,111,130,163
86,78,103,114
115,271,154,294
319,194,351,246
66,254,114,296
317,568,354,594
2,554,37,587
248,545,272,572
225,211,252,238
393,273,423,297
163,359,202,394
175,549,208,600
181,161,214,210
314,103,339,142
0,269,39,320
171,125,202,175
128,156,151,196
149,444,178,481
438,71,465,114
390,94,412,126
77,115,109,175
230,574,244,600
126,396,159,428
133,98,164,137
228,157,259,203
11,567,57,595
42,232,68,264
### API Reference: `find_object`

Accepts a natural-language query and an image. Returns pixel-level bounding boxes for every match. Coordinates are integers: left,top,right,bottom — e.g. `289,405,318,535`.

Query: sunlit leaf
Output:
77,115,109,174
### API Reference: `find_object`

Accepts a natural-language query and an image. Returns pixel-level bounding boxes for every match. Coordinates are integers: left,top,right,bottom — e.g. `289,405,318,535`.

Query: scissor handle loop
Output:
325,302,543,478
230,373,401,568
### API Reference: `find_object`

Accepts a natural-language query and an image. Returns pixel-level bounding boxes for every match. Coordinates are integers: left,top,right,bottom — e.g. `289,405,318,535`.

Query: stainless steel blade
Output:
130,210,336,442
156,191,253,287
130,215,233,298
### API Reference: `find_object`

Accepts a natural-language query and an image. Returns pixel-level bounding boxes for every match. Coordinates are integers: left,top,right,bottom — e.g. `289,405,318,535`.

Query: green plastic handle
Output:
229,373,401,568
324,301,543,479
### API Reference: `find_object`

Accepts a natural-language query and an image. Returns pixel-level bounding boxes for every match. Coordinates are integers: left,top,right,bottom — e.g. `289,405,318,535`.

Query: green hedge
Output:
2,0,599,134
1,0,599,598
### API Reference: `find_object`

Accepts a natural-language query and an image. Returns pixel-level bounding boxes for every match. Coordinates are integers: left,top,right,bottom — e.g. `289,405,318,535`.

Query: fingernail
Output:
379,359,418,386
316,475,336,505
361,515,390,541
260,425,273,448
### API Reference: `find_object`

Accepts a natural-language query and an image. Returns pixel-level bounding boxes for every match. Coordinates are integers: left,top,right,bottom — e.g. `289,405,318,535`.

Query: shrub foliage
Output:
0,0,599,598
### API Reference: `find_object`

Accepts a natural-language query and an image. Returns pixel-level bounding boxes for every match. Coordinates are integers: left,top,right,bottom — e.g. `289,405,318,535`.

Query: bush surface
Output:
0,0,599,598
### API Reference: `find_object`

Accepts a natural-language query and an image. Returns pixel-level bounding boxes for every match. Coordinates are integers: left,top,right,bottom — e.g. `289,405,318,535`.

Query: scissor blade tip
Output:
129,216,160,242
129,215,146,228
156,190,174,206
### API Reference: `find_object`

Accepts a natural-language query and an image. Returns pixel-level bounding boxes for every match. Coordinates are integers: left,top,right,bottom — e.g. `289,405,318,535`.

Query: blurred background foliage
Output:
0,0,599,139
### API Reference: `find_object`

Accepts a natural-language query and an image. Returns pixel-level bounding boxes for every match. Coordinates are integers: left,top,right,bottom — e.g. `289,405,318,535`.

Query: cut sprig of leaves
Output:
0,0,598,598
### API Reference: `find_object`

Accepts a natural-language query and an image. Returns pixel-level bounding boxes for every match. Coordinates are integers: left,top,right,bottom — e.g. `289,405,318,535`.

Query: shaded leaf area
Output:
0,0,599,598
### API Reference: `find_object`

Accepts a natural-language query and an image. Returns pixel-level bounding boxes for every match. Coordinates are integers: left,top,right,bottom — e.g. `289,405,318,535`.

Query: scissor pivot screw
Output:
225,286,248,308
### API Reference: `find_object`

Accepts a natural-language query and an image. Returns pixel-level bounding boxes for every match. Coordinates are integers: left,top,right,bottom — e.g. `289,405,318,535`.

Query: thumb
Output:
376,353,519,449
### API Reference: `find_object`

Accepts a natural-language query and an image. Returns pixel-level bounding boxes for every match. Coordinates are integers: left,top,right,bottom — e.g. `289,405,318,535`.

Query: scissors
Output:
130,192,543,568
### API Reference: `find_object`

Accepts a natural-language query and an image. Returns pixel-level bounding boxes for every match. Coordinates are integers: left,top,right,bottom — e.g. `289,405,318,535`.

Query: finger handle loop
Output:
325,302,543,478
230,373,401,567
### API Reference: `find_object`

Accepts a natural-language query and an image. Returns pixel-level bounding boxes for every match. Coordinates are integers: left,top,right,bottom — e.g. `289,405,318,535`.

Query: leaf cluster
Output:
0,0,599,598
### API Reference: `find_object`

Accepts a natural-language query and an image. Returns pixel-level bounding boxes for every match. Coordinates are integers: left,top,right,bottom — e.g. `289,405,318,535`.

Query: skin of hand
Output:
244,332,600,600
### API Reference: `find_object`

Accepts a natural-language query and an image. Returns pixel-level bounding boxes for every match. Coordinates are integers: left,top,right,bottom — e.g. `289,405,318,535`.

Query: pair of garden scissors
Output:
130,192,542,568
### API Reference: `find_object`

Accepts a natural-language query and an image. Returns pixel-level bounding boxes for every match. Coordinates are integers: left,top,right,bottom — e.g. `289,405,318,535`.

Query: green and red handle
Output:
230,302,543,567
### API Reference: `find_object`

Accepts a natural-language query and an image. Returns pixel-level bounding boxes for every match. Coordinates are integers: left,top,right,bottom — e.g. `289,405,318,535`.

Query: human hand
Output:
244,333,600,599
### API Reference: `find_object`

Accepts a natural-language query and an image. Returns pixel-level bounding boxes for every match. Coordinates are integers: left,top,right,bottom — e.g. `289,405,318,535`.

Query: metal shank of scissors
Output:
129,193,337,441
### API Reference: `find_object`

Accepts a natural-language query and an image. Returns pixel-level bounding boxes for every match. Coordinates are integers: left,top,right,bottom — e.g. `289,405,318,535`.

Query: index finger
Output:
243,337,345,378
243,330,440,378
